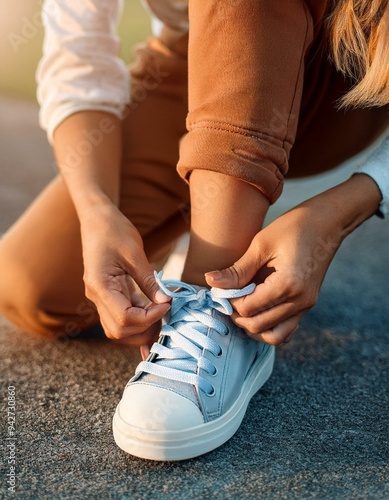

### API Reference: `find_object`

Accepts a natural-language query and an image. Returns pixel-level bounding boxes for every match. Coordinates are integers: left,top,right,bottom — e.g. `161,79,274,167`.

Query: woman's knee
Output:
0,278,98,339
0,251,54,336
0,238,97,337
0,262,50,336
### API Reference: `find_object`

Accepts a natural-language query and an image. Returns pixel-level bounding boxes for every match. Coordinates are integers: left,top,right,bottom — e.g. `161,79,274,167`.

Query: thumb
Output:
131,256,170,305
205,237,264,289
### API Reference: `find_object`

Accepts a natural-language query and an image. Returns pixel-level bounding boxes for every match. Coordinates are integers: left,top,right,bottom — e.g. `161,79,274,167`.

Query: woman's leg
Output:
0,177,95,337
181,171,269,286
177,0,315,286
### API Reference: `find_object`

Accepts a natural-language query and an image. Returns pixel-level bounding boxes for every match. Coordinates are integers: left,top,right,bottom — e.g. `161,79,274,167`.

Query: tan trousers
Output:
1,1,388,337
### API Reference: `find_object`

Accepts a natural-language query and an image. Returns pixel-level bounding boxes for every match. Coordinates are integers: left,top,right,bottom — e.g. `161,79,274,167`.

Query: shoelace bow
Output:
135,271,255,396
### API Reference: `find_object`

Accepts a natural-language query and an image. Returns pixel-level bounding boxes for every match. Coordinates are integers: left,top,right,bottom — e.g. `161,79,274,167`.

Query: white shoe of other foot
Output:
113,271,275,461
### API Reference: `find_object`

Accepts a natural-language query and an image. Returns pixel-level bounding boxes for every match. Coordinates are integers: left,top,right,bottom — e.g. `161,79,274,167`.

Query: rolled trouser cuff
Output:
177,125,289,204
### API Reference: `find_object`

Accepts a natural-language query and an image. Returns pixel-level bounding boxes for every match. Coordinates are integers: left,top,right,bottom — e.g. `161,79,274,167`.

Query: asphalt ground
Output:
1,96,388,499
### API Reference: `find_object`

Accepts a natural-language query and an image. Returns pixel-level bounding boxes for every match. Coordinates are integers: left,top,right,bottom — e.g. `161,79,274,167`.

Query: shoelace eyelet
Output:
145,272,255,393
209,367,218,377
206,386,216,397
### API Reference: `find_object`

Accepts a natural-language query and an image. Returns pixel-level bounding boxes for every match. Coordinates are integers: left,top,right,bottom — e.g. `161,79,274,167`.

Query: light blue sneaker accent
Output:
113,272,275,461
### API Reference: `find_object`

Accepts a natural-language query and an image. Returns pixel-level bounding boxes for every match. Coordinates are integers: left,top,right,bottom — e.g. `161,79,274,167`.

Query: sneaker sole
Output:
112,344,275,461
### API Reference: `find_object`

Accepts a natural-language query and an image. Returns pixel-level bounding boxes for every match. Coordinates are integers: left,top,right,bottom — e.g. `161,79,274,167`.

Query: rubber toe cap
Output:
119,384,204,431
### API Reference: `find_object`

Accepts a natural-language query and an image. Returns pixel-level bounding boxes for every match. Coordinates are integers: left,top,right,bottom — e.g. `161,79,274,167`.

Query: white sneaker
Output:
113,272,275,461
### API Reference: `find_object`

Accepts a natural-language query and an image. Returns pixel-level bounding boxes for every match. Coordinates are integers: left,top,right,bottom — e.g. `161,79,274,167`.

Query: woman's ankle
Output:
181,170,269,287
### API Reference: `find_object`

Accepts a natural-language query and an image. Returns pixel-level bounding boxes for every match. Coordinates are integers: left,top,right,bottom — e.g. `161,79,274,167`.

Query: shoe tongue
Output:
163,285,211,350
192,285,209,291
164,294,206,348
142,286,208,402
174,284,209,294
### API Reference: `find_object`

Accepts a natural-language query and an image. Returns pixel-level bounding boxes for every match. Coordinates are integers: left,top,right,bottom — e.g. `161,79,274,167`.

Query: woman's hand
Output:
206,202,341,344
80,202,170,346
52,111,170,349
205,175,382,345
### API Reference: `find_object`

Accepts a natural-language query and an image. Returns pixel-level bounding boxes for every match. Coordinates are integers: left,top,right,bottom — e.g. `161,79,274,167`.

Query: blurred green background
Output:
0,0,151,100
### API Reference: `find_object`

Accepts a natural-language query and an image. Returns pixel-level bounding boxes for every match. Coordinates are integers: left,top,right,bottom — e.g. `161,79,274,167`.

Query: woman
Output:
0,0,388,460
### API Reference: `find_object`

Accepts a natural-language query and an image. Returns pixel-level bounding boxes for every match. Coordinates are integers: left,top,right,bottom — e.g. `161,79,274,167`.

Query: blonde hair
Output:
328,0,389,107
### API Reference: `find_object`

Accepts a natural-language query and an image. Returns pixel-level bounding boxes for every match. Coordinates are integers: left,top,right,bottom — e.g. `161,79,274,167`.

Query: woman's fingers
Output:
140,345,151,360
230,268,318,332
230,281,287,317
113,321,162,348
85,274,170,340
283,326,299,344
100,300,169,340
230,269,307,316
205,233,267,289
230,271,314,343
126,249,170,305
245,315,302,345
94,285,169,339
231,299,306,335
101,306,163,344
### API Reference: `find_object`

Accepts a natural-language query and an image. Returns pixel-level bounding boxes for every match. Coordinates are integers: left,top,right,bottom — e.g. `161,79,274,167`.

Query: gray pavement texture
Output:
1,95,389,499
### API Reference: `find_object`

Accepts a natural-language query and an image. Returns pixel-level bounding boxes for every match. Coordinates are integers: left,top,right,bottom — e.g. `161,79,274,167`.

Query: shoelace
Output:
134,271,255,396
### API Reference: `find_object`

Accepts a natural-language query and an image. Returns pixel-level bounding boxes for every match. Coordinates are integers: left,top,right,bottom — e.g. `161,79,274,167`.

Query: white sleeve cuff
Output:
356,135,389,218
41,102,127,145
36,0,130,144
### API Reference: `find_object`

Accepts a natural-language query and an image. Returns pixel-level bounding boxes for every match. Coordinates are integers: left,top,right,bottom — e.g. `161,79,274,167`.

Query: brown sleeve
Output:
177,0,315,203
